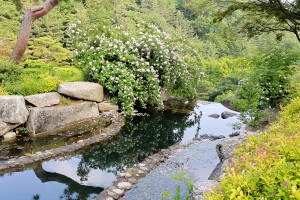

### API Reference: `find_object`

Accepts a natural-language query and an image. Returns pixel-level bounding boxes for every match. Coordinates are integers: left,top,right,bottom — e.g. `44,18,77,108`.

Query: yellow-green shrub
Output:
6,72,59,95
0,86,8,95
4,60,84,96
204,97,300,200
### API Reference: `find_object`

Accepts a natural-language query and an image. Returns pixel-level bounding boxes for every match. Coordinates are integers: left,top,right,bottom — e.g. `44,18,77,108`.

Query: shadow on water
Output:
0,99,199,200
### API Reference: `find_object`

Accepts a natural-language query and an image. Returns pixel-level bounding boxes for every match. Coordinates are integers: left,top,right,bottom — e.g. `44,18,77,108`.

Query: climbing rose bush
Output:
70,21,202,114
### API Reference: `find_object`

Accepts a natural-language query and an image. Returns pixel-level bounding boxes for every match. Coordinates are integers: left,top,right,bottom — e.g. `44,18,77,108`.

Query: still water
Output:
0,100,239,200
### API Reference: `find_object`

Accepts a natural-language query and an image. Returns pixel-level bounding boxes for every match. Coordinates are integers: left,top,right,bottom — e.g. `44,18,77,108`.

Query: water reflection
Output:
0,99,240,199
75,106,196,179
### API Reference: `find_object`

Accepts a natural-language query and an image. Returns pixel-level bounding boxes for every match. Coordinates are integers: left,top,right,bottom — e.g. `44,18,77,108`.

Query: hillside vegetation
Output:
0,0,299,114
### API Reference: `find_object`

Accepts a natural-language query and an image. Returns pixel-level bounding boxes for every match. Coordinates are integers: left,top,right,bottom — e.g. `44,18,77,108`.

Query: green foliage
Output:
26,37,73,66
6,72,59,95
214,90,234,103
4,60,84,95
59,96,70,106
187,0,300,42
161,170,194,200
0,86,8,95
0,61,22,84
71,21,202,114
204,97,300,199
229,44,299,127
17,127,28,136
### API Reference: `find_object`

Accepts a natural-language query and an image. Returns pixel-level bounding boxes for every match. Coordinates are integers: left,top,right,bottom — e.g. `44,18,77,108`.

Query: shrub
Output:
70,20,202,114
214,90,234,103
0,61,22,84
0,86,8,95
6,72,59,95
204,97,300,199
5,60,84,95
229,45,298,127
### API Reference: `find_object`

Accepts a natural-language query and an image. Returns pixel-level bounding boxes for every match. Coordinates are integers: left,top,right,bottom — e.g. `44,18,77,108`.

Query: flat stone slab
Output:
26,101,100,135
99,102,119,111
25,92,61,107
58,82,104,102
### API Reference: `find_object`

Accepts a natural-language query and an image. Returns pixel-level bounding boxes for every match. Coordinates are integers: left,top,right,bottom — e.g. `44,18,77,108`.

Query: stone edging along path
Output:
0,111,125,172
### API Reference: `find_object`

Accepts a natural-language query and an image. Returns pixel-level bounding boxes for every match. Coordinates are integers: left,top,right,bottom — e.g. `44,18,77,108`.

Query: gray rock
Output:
0,119,19,136
58,82,103,102
221,111,237,119
208,114,220,119
3,131,16,140
25,92,61,107
191,180,220,200
216,135,246,162
26,101,100,135
98,102,119,111
220,95,236,107
239,124,260,136
0,95,29,124
117,182,132,190
208,159,230,181
112,188,125,196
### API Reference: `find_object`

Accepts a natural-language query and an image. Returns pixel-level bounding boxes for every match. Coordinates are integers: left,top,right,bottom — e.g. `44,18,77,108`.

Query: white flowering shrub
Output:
70,21,202,114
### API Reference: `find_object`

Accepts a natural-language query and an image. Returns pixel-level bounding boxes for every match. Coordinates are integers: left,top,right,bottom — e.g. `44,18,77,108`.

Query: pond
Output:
0,99,239,200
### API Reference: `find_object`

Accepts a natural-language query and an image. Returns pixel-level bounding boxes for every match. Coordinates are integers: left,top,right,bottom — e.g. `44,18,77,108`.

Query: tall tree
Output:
187,0,300,42
10,0,61,64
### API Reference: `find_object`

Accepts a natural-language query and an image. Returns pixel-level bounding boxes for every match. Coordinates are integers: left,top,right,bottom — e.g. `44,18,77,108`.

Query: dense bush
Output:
0,61,22,84
71,20,202,114
204,97,300,199
230,45,299,126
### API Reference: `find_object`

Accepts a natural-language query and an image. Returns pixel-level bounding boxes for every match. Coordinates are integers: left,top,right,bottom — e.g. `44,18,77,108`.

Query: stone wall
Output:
0,82,119,139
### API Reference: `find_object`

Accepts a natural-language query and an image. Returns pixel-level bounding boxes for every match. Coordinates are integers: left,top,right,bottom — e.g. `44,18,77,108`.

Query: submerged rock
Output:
208,114,220,119
221,111,237,119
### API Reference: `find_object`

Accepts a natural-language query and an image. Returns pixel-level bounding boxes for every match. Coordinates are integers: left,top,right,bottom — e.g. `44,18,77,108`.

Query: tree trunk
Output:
9,0,60,64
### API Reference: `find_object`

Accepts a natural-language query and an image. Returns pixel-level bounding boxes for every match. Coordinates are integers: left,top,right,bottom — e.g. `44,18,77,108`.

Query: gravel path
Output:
120,139,220,200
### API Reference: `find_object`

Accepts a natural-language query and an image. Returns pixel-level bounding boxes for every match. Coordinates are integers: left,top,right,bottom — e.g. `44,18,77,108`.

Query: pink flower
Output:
238,157,244,162
283,181,289,186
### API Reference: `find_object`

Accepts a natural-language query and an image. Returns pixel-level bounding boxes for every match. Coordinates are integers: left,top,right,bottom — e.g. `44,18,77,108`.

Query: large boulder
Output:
25,92,61,107
0,96,29,124
216,135,246,162
26,101,100,135
58,82,103,102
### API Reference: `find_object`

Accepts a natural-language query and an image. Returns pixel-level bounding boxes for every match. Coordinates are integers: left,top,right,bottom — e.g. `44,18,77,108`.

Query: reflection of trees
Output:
32,163,103,200
76,99,197,181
